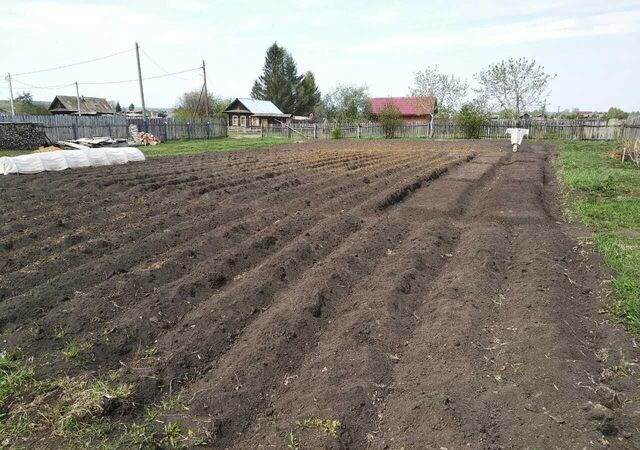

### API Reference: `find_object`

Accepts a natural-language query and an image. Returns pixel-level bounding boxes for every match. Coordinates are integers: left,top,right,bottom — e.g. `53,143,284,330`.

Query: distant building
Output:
369,97,438,123
0,107,8,116
48,95,115,116
577,111,595,119
222,98,290,128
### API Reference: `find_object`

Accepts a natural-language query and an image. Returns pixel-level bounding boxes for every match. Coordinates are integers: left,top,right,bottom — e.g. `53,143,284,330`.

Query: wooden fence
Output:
0,115,227,142
1,114,638,143
264,119,640,141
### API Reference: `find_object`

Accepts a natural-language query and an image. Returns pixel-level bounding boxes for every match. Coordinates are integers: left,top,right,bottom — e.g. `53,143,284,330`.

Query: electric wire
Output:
139,47,194,81
13,48,134,76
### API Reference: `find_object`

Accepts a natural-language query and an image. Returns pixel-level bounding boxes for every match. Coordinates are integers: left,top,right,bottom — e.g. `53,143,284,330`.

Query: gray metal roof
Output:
235,98,285,115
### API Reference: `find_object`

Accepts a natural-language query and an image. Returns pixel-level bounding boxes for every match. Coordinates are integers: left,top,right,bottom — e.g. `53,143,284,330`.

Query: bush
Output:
331,125,343,139
455,104,487,139
378,102,402,139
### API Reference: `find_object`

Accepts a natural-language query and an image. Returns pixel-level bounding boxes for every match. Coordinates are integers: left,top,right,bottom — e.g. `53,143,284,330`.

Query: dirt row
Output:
1,139,639,449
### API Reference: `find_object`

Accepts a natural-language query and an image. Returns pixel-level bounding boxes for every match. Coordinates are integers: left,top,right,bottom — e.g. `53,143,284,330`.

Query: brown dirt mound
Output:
1,139,638,449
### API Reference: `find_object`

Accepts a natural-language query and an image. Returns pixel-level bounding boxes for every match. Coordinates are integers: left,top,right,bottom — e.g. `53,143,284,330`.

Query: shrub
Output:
331,125,343,139
378,102,402,139
455,104,487,139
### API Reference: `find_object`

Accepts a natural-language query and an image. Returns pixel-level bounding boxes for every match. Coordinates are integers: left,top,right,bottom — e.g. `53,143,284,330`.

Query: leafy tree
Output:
498,109,516,119
409,65,468,117
295,71,321,116
115,101,122,113
173,89,229,119
322,84,370,123
13,91,50,115
475,58,555,117
455,103,487,139
603,107,628,121
377,102,402,138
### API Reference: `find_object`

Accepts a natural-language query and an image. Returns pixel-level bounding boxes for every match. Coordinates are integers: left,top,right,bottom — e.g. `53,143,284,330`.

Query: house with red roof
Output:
369,96,438,123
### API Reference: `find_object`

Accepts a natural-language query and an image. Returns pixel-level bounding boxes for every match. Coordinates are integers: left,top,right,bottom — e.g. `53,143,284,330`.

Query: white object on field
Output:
506,128,529,152
0,147,145,175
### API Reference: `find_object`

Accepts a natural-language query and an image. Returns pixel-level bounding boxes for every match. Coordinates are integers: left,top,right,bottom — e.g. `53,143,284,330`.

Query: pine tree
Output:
251,43,303,114
115,101,122,113
294,71,321,116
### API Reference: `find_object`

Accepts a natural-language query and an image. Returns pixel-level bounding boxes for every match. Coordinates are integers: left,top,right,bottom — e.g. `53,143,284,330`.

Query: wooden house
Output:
48,95,115,116
223,98,290,129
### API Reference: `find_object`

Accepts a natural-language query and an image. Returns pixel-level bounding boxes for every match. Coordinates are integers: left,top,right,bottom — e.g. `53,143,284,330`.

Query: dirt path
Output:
1,140,638,449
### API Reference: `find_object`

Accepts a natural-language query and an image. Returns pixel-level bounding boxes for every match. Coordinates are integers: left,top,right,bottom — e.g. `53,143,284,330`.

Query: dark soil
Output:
1,139,639,449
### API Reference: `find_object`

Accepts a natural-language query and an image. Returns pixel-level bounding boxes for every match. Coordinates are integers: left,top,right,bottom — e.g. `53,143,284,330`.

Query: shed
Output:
48,95,115,116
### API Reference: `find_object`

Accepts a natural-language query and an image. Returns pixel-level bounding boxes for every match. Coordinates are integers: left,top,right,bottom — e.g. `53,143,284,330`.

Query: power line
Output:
139,47,193,81
13,48,134,76
10,77,75,90
79,67,202,85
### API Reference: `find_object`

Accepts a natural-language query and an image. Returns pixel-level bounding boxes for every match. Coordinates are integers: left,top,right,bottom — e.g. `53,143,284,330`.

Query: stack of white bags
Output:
0,147,145,175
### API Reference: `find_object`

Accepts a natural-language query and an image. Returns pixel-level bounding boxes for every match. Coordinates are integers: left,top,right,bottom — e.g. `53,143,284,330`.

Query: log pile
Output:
0,123,50,150
133,132,161,146
129,124,161,146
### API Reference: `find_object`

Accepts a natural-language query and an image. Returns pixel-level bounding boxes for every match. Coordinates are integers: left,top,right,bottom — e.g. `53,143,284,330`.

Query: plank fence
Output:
0,115,227,142
1,114,639,143
265,119,640,141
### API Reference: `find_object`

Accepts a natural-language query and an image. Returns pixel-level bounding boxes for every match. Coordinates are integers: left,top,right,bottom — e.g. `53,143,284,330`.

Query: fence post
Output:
187,122,191,140
72,121,78,140
206,121,210,139
261,124,264,138
313,123,317,139
357,124,361,139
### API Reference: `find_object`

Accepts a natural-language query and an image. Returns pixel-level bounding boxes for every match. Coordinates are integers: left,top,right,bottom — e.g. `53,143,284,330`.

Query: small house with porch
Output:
223,98,290,129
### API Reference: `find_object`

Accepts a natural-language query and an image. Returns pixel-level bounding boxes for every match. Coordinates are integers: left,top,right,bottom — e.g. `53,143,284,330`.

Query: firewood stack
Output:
133,132,161,146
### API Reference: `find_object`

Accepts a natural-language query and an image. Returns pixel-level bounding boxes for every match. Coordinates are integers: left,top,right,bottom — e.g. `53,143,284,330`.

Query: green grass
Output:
556,140,640,335
141,136,294,157
0,149,31,157
1,137,293,159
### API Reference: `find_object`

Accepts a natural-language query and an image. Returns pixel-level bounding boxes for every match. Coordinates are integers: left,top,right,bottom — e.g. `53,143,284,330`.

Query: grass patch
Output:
556,140,640,336
141,136,294,158
1,353,210,448
0,149,31,157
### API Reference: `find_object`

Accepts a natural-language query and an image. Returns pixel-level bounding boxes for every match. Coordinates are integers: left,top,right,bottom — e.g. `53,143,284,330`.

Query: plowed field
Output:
1,140,639,449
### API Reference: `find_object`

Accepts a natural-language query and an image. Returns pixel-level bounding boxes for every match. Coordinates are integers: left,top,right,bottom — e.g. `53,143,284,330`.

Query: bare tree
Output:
475,58,555,117
409,65,468,117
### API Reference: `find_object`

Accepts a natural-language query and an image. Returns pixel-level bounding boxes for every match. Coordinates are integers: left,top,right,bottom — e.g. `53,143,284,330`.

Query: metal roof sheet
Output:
235,98,285,115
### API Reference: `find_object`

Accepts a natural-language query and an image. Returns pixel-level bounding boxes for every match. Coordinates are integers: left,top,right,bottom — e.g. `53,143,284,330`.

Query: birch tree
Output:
409,65,468,117
475,58,555,117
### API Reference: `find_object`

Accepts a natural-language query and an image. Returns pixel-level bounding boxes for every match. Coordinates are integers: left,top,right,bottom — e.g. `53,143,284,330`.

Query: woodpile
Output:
133,132,161,146
0,123,50,150
128,124,161,146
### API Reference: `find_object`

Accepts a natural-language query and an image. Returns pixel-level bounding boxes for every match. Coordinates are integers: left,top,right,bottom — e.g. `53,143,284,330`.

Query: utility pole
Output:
135,42,147,128
202,60,209,117
75,81,82,117
6,73,15,116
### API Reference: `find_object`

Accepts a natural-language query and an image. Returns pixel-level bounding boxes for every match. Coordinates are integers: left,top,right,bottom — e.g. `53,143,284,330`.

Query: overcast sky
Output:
1,0,639,111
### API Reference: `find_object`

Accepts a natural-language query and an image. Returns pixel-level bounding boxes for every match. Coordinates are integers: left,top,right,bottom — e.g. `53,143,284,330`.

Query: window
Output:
240,116,247,127
252,117,260,127
232,115,238,126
